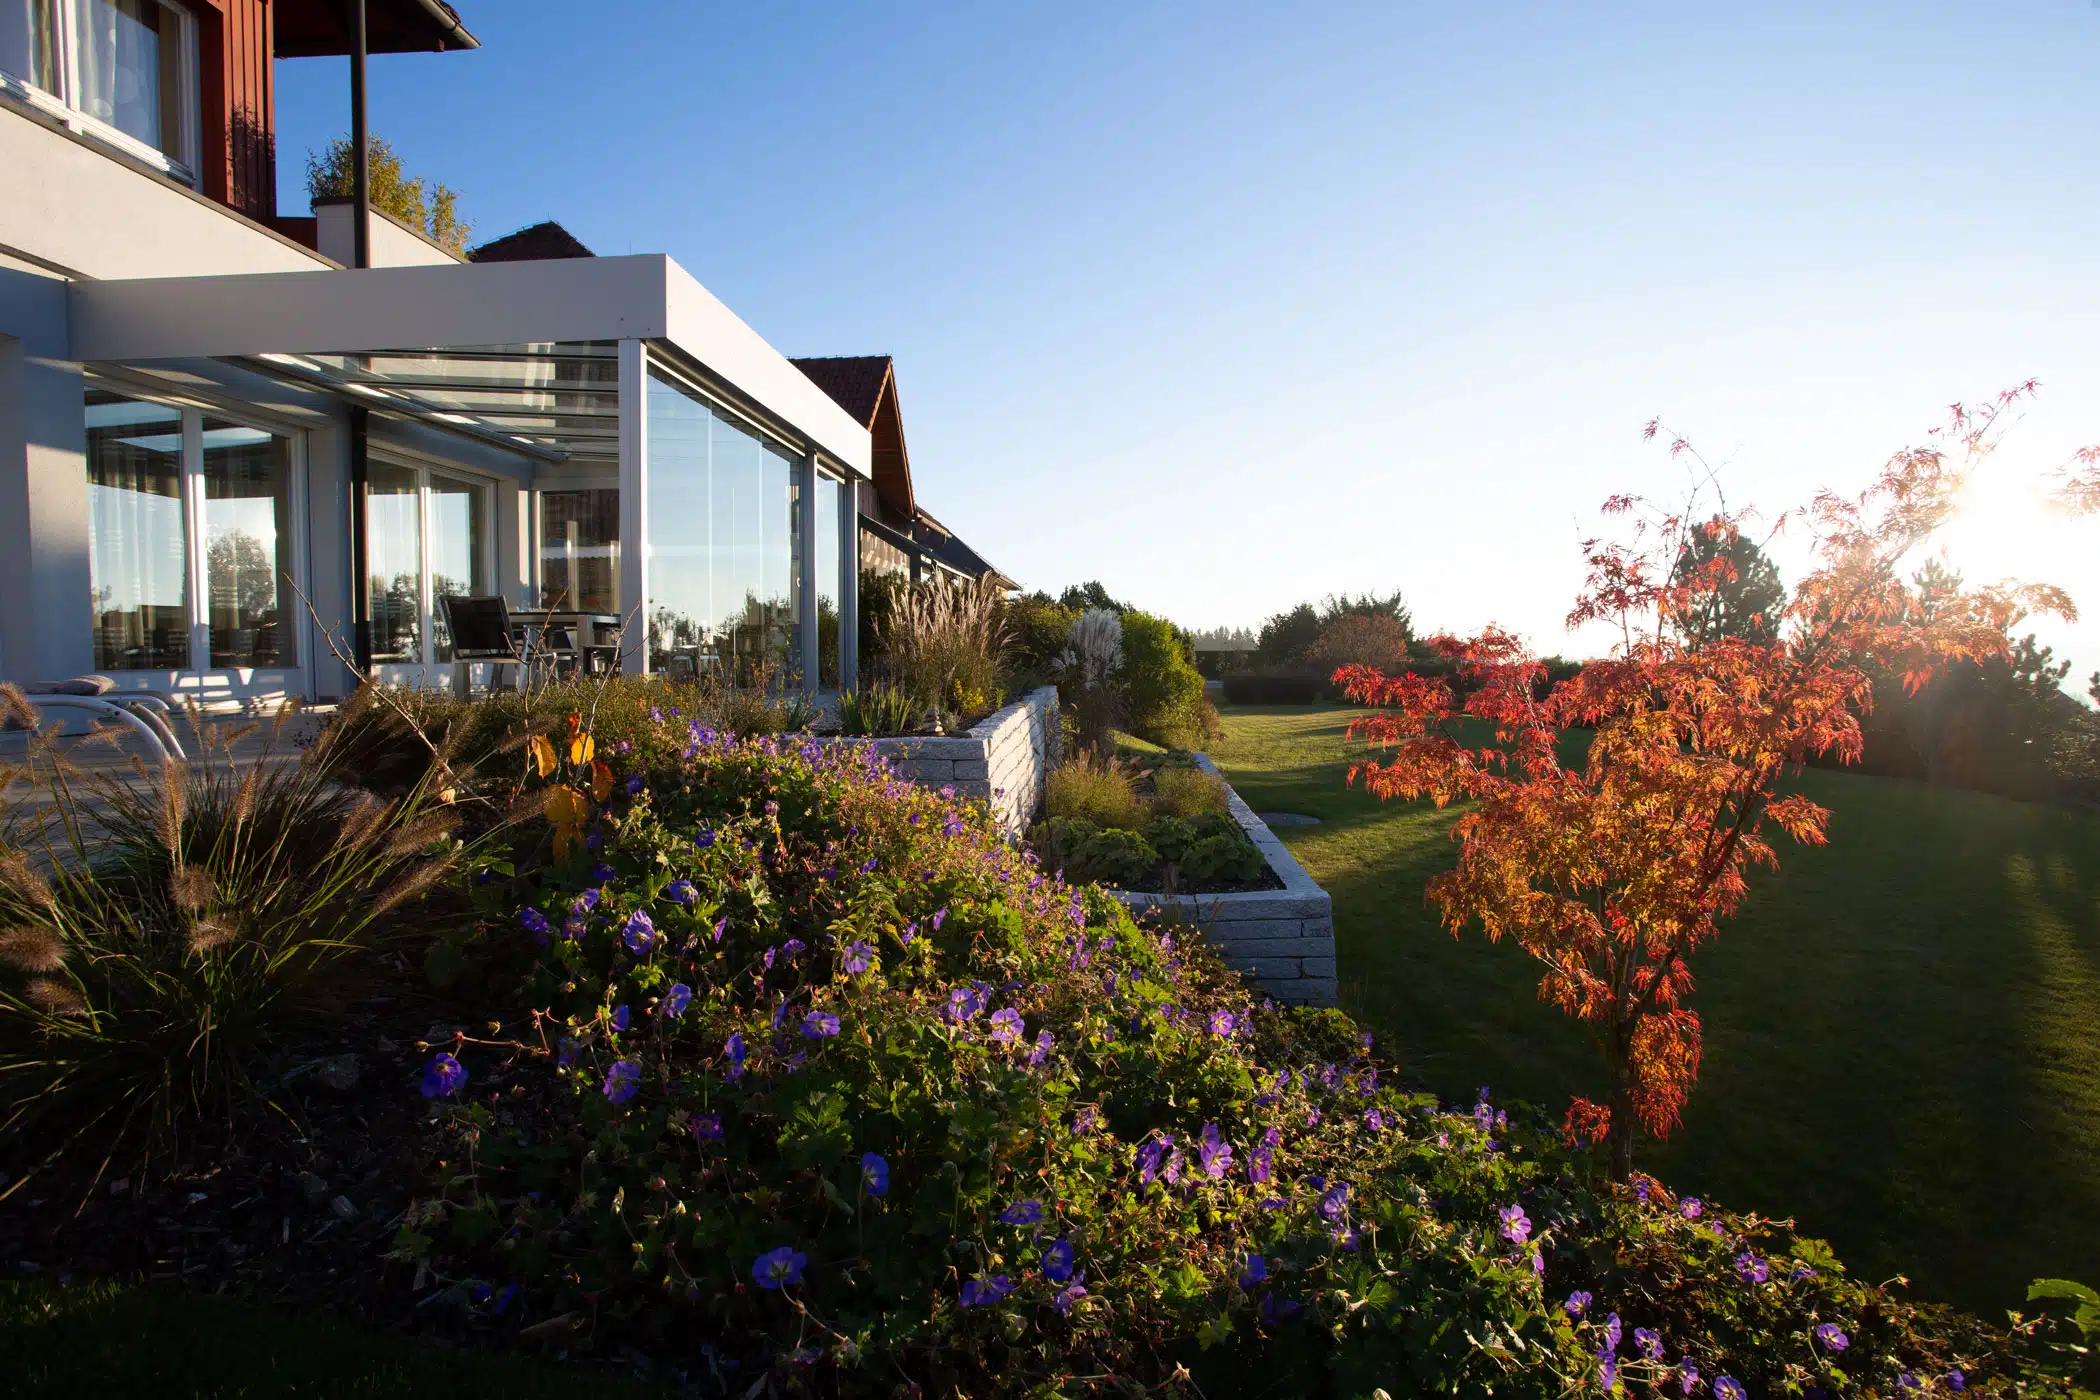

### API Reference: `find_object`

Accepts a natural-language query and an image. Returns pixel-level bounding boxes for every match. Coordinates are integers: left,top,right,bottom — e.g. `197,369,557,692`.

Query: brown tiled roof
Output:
788,355,892,429
468,221,595,263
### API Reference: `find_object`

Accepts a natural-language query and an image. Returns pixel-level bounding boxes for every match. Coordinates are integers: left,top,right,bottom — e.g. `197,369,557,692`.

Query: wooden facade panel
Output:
198,0,277,221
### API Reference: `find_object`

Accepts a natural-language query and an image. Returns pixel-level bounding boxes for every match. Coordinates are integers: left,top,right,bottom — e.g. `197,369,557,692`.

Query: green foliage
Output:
0,703,459,1187
1144,814,1197,864
838,684,924,737
1184,830,1266,885
1257,591,1414,671
1045,749,1145,829
1673,520,1787,647
1001,595,1077,690
877,576,1009,726
305,135,471,252
1067,823,1158,886
404,720,2069,1395
1051,580,1129,613
1153,762,1229,819
1119,610,1209,750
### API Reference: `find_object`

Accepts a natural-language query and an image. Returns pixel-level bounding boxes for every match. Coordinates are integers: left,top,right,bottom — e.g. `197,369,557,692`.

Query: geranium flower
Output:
1945,1370,1965,1393
943,987,984,1023
843,941,874,974
1499,1203,1531,1245
665,879,697,906
1714,1378,1746,1400
610,1004,630,1032
1564,1291,1592,1319
725,1031,747,1079
780,938,805,958
752,1246,805,1289
999,1199,1044,1226
1239,1254,1268,1286
1318,1183,1350,1221
1040,1238,1075,1283
1258,1293,1301,1325
1136,1138,1170,1185
602,1059,641,1104
518,907,549,935
959,1275,1013,1306
1677,1360,1700,1396
691,1111,723,1140
573,889,600,913
931,907,947,930
623,774,644,795
1052,1278,1087,1313
660,983,692,1019
1734,1251,1768,1284
988,1008,1024,1046
590,861,615,883
1207,1009,1237,1037
1027,1029,1054,1066
1198,1123,1233,1179
1635,1327,1663,1360
562,913,587,940
622,909,658,954
1815,1323,1847,1352
1679,1197,1702,1220
801,1011,840,1039
860,1152,889,1196
942,815,965,838
420,1052,466,1098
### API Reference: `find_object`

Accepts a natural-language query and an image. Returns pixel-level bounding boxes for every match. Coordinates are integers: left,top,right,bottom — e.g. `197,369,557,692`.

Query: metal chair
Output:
8,683,186,760
438,596,530,699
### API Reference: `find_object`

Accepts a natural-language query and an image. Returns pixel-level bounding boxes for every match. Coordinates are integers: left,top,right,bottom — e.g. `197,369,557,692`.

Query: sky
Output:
277,1,2100,690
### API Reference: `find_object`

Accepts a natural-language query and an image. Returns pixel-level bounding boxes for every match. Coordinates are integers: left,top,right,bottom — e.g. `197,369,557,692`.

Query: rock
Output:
292,1171,329,1203
311,1054,362,1092
329,1195,360,1222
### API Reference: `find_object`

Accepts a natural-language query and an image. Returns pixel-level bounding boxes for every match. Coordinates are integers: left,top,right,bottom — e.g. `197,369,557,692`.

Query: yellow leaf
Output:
570,734,595,766
529,735,556,778
590,761,615,802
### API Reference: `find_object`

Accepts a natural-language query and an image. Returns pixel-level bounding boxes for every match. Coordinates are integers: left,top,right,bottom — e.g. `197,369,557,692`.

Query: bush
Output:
401,719,2071,1397
879,577,1009,727
1152,763,1229,819
1067,824,1159,887
1001,595,1077,692
838,684,923,737
1142,813,1196,863
1184,830,1266,885
1044,749,1145,830
1221,672,1330,705
1119,611,1208,750
1307,612,1412,673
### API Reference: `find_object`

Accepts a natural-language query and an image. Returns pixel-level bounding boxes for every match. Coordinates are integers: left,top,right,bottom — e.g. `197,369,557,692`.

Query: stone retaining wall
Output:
1108,754,1336,1006
819,686,1060,836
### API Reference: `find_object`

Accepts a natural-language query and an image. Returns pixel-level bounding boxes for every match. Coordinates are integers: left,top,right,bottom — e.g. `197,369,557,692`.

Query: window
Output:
84,386,302,674
539,488,619,615
362,459,492,670
814,473,844,686
1,0,197,179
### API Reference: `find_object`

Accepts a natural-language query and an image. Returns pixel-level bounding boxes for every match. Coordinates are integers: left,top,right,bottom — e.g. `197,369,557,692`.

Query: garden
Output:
5,415,2100,1397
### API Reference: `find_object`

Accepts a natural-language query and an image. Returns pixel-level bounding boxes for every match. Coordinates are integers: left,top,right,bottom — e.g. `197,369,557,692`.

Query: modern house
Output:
1,0,1002,708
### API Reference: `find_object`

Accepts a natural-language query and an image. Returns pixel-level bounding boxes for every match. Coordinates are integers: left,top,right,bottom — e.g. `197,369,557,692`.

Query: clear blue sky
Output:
277,1,2100,686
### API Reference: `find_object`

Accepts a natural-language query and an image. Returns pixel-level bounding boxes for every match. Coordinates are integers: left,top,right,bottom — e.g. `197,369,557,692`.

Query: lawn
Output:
1208,701,2100,1318
0,1278,664,1399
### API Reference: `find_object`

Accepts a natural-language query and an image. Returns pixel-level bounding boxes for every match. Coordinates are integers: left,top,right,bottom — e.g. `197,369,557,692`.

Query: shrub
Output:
1065,824,1158,887
306,134,470,252
401,719,2069,1397
1221,672,1329,705
1152,763,1229,819
1143,813,1196,864
1119,611,1207,750
838,684,923,737
1183,830,1266,885
880,577,1009,726
0,701,459,1186
1044,749,1145,830
1060,607,1124,756
1001,595,1077,691
1306,612,1412,673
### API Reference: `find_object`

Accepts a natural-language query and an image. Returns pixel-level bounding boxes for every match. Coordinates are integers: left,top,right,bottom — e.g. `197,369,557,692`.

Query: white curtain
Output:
71,0,161,147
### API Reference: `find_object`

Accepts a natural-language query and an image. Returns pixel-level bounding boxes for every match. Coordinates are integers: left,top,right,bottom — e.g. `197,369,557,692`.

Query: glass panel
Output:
539,488,619,614
85,389,188,670
73,0,184,159
708,409,765,678
365,462,421,664
428,473,488,663
815,474,842,686
767,443,800,682
0,0,60,90
645,370,714,673
201,415,295,668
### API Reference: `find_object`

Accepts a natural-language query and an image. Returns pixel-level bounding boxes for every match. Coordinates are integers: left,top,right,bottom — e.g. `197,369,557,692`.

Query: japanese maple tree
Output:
1336,389,2074,1179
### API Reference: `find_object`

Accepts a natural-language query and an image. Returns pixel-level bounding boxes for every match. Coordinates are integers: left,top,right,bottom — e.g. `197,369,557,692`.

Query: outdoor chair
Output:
6,677,187,761
438,595,531,699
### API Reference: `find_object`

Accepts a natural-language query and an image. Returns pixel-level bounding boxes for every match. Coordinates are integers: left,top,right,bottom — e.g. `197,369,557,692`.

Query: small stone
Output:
311,1054,361,1092
293,1171,329,1203
329,1195,360,1222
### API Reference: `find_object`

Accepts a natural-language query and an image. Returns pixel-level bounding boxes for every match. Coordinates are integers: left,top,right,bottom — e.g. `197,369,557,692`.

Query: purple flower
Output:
781,938,805,959
1198,1123,1233,1179
1041,1238,1075,1282
1258,1293,1301,1326
1714,1378,1746,1400
944,987,984,1023
660,983,692,1019
801,1010,840,1039
622,909,658,954
711,916,727,942
860,1152,889,1196
1635,1327,1663,1360
610,1004,631,1032
556,1036,580,1067
666,879,697,906
590,861,616,883
1603,1312,1622,1352
1207,1009,1237,1037
602,1058,641,1104
1678,1360,1700,1396
518,907,549,935
1499,1203,1532,1246
959,1274,1013,1307
1946,1371,1965,1393
942,815,965,838
562,913,587,940
724,1031,747,1079
988,1008,1024,1046
1790,1263,1816,1281
932,907,947,931
1239,1253,1268,1286
1734,1251,1768,1285
1680,1197,1702,1220
752,1246,805,1289
1635,1178,1652,1204
1565,1290,1591,1318
1600,1356,1617,1391
420,1052,467,1098
1136,1137,1171,1185
691,1111,723,1140
1027,1029,1054,1066
573,888,601,913
843,940,874,974
623,774,644,795
999,1198,1044,1226
1814,1323,1847,1352
1319,1183,1350,1221
1053,1279,1087,1313
696,828,717,848
1363,1109,1387,1132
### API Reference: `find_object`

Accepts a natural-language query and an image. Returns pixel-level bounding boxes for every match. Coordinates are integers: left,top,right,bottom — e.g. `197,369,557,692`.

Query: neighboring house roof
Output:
468,221,595,263
790,355,914,520
914,511,1018,591
276,0,478,56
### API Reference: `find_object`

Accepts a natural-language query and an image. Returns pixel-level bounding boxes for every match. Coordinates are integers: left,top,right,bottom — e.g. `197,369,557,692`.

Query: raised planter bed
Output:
1105,754,1336,1006
814,685,1060,836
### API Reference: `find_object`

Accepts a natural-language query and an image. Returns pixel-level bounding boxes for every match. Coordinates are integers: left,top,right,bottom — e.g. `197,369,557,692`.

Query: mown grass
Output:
1208,702,2100,1317
0,1280,662,1399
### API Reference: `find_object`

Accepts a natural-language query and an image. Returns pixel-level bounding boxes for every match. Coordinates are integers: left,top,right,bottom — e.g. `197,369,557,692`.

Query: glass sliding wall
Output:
85,389,188,670
428,473,489,663
539,488,619,615
201,416,295,668
365,463,422,663
814,473,844,686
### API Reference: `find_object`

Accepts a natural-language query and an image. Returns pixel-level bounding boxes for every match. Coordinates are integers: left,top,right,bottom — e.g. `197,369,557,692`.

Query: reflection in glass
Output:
365,462,421,663
0,0,60,91
73,0,184,159
815,474,843,686
428,473,487,662
85,389,187,670
645,372,711,673
202,416,295,668
540,488,619,614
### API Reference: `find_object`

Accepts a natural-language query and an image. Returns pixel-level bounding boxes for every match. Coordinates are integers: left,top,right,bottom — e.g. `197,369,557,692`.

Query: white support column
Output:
839,482,860,688
616,338,649,676
796,449,819,689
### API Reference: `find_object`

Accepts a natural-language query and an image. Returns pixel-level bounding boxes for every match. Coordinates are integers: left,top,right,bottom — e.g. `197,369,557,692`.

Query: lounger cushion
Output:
21,675,119,696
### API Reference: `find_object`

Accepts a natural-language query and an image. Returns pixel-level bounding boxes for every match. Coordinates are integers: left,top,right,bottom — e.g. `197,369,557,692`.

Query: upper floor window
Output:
0,0,197,181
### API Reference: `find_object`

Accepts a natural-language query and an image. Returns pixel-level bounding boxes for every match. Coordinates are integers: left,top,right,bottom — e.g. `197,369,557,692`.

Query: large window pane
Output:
0,0,59,90
709,410,766,678
201,416,295,668
815,474,843,686
428,473,488,662
365,462,421,664
73,0,184,159
85,389,187,670
645,371,713,671
766,443,799,681
540,488,618,614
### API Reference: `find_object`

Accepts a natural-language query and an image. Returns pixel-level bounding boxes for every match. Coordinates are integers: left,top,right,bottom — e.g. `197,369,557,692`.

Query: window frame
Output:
0,0,201,185
364,450,498,675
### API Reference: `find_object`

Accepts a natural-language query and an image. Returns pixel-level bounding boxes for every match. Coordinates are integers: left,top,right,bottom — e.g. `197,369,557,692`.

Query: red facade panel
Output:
196,0,277,221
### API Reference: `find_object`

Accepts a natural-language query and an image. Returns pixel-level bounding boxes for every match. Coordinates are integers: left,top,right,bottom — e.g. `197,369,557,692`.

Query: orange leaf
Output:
590,761,615,802
528,735,557,778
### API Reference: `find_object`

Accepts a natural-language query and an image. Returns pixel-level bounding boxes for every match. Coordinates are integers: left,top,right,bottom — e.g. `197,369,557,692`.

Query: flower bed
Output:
387,718,2068,1397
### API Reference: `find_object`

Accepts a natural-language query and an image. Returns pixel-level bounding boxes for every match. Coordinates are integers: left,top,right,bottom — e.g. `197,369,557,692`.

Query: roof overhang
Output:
274,0,479,56
67,255,872,475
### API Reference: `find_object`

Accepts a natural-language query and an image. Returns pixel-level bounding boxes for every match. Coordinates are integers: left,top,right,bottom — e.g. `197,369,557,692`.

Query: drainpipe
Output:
346,0,370,676
348,0,369,271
